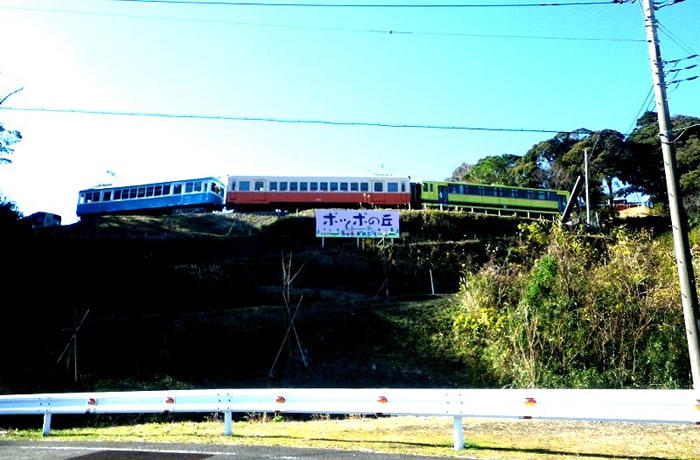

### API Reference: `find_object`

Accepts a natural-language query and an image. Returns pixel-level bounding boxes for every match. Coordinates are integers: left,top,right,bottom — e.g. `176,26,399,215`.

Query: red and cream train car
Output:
226,175,412,211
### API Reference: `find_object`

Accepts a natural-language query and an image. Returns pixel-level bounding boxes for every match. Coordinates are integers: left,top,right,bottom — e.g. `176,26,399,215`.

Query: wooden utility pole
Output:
642,0,700,389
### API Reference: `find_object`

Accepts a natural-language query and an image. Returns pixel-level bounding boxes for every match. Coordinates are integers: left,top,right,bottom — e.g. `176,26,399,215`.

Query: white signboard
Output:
315,209,400,238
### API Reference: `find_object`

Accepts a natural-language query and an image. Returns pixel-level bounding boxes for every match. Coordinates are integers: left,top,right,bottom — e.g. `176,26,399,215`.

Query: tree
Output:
450,162,472,182
0,86,23,164
0,197,26,238
512,129,592,191
556,129,628,210
623,112,700,210
451,154,521,185
0,123,21,164
622,112,668,204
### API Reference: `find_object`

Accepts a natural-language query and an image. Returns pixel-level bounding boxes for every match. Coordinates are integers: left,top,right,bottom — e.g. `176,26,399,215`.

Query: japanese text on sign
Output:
315,209,400,238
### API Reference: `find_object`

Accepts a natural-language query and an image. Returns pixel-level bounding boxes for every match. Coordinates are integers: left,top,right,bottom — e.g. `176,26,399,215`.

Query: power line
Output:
108,0,620,7
0,105,573,135
625,85,655,136
0,5,645,42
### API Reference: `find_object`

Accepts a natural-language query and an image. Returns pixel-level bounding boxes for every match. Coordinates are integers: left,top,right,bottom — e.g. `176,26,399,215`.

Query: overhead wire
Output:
107,0,619,8
0,4,644,42
0,0,673,141
0,106,574,135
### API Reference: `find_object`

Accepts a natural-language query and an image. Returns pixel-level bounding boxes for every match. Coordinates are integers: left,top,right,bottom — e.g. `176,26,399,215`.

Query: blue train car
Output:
76,176,226,218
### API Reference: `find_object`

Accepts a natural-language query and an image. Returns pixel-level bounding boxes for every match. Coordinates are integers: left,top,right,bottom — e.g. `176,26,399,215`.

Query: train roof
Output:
226,174,411,180
78,176,224,193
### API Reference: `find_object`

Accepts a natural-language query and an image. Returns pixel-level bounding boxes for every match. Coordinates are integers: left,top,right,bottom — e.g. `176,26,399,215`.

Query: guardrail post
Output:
452,416,463,450
42,413,52,437
224,411,233,436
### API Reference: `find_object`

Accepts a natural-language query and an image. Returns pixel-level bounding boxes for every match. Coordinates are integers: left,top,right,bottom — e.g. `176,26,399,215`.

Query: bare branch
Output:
0,87,24,106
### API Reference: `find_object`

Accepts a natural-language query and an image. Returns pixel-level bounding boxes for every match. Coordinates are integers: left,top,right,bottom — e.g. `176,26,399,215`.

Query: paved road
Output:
0,441,463,459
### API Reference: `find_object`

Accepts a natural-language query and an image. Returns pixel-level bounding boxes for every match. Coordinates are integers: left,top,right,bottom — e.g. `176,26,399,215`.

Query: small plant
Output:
243,411,285,423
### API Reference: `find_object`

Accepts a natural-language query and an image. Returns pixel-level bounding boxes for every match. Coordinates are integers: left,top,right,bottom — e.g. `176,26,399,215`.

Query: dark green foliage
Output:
0,197,29,238
454,222,693,388
2,212,695,394
0,121,22,161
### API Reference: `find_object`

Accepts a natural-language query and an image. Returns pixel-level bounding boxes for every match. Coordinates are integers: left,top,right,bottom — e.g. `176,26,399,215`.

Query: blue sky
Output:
0,0,698,224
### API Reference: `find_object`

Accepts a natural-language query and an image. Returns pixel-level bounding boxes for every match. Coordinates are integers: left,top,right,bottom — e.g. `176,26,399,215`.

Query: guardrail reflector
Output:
521,397,537,419
165,397,175,404
276,396,286,404
87,398,97,406
377,396,388,404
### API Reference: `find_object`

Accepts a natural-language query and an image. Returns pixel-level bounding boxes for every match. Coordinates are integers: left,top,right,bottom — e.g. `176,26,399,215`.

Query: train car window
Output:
388,182,398,193
103,191,112,201
194,181,202,192
146,186,154,197
136,187,145,198
114,190,121,200
360,182,369,192
422,183,430,192
184,182,193,193
238,181,250,191
129,188,138,199
255,181,264,191
280,182,288,191
310,182,318,191
290,182,298,191
373,182,383,192
173,184,182,194
320,182,329,191
269,181,278,191
330,182,338,191
154,185,163,196
300,182,308,191
350,182,358,191
340,182,348,191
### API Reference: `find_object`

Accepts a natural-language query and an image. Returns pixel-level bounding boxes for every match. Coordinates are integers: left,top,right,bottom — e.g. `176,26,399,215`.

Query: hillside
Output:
1,210,668,393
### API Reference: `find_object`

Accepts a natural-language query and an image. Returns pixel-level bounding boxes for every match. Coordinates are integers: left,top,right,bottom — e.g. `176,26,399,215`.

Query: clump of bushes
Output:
452,220,693,388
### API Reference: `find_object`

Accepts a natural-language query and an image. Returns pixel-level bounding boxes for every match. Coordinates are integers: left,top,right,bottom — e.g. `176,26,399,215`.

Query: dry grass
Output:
619,205,654,218
3,416,699,459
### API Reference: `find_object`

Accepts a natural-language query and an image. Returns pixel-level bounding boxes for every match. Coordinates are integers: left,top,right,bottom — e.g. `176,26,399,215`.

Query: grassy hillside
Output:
5,211,520,393
3,210,670,393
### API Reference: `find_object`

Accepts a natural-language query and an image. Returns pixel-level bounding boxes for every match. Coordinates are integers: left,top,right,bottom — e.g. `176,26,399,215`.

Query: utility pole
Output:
642,0,700,389
584,148,590,225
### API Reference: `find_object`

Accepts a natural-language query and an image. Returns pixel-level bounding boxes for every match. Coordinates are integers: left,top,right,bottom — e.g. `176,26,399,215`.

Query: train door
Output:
253,179,267,202
371,180,386,204
558,194,568,212
438,185,449,206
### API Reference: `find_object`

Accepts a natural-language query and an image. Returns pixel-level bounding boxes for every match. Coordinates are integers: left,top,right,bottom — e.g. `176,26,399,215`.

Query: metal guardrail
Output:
1,388,698,450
